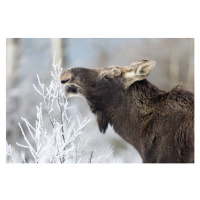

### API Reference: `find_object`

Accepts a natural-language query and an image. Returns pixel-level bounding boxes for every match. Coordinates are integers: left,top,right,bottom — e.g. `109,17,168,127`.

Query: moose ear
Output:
133,60,155,78
124,60,156,88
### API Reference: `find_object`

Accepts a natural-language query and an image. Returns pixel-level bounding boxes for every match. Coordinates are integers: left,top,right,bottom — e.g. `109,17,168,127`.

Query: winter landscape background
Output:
6,38,194,163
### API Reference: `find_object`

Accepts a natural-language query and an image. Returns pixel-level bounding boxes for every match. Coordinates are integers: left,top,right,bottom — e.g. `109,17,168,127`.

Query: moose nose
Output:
60,70,72,84
61,79,70,84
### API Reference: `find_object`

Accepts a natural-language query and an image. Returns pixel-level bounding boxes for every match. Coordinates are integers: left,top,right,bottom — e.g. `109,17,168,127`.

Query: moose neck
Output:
106,79,165,156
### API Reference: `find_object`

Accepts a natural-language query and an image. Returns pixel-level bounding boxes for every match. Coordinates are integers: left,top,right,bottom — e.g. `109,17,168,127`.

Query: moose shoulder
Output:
60,60,194,163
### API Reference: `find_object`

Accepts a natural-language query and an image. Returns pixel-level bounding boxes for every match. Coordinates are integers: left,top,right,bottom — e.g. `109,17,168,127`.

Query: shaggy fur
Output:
60,60,194,163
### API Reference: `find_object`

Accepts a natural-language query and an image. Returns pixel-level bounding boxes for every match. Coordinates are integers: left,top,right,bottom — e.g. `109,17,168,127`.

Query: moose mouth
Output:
64,84,84,98
65,84,78,94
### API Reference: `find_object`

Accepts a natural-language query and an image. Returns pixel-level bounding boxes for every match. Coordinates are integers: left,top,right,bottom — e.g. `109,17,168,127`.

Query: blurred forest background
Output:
6,38,194,163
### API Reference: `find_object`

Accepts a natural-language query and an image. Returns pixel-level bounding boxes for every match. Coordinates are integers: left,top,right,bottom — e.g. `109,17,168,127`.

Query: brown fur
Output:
60,60,194,163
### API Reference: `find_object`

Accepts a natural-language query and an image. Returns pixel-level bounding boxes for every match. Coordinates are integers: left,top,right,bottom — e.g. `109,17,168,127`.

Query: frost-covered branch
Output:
6,142,16,163
6,54,114,163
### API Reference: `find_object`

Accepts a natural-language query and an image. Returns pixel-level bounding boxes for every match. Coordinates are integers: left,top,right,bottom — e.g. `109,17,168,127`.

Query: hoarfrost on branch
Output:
6,54,114,163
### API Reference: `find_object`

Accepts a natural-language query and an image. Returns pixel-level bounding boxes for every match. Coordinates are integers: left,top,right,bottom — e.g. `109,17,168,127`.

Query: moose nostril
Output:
61,79,70,84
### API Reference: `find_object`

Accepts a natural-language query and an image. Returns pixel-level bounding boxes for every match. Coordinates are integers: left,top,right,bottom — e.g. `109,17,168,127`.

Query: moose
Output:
60,60,194,163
